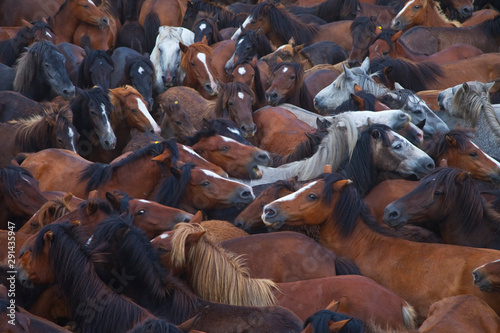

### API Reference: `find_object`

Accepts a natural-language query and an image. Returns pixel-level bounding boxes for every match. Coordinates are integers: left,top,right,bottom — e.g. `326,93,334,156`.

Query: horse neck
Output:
395,40,429,62
50,5,82,43
424,5,457,28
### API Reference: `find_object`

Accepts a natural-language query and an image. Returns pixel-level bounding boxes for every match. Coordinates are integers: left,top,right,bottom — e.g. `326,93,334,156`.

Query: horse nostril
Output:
462,6,472,14
264,207,277,218
472,271,480,282
388,210,400,220
426,162,435,171
272,93,278,100
252,124,257,133
241,125,248,133
257,153,269,161
240,190,252,199
183,216,191,222
234,220,244,229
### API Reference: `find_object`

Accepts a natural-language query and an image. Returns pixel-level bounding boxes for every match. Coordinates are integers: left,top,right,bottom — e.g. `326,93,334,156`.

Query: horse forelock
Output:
180,42,213,71
320,0,359,19
350,16,376,34
426,129,473,158
171,222,278,306
0,166,36,198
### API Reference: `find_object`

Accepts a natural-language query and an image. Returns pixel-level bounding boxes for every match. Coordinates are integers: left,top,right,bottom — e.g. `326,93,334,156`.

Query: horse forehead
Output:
272,181,319,204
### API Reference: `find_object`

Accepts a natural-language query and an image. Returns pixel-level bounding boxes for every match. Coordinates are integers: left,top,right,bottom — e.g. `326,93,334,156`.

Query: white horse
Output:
150,26,194,94
437,81,500,160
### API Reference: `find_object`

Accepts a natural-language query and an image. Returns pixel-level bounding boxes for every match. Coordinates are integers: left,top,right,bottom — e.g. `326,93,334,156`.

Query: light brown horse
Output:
73,2,120,50
48,0,110,44
180,37,219,99
262,173,500,321
391,0,460,31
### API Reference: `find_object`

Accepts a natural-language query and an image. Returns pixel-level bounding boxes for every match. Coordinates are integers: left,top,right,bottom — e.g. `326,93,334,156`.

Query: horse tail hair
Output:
334,256,362,276
402,302,418,329
144,11,161,53
80,163,112,194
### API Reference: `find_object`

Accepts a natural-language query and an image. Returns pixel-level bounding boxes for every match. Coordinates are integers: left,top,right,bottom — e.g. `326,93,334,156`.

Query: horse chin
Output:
262,219,285,230
249,166,263,179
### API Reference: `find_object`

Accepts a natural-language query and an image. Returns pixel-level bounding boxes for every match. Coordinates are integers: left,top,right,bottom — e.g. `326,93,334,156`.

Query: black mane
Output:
153,163,196,207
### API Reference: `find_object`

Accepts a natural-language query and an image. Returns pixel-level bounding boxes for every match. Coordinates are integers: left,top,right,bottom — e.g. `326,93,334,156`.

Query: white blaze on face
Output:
471,142,500,168
231,15,253,40
272,181,318,204
136,97,161,133
196,52,217,92
68,127,76,152
182,145,210,162
45,31,52,38
238,92,245,100
200,168,254,196
282,66,289,73
238,67,246,75
393,0,415,22
138,66,145,75
159,233,170,239
199,23,207,31
88,0,96,6
220,135,240,144
101,103,113,135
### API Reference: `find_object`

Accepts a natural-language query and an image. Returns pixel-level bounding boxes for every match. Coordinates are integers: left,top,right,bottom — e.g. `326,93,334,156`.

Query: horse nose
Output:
264,207,277,219
63,86,76,99
240,124,256,137
99,17,110,28
437,92,445,109
347,59,360,68
266,91,280,105
460,6,473,17
472,270,481,283
234,219,244,229
204,84,215,95
255,151,271,165
383,205,403,227
425,160,435,171
391,19,401,30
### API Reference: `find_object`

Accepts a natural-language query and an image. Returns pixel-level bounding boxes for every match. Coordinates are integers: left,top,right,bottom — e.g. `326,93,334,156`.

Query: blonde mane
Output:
170,223,278,307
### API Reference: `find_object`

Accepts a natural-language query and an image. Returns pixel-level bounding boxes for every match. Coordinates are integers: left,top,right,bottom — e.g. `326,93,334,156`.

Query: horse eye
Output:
414,5,420,9
434,191,443,196
383,51,388,55
83,4,89,8
290,75,295,80
394,143,402,149
137,209,146,215
250,20,256,24
413,110,422,115
157,247,170,254
469,152,478,158
190,62,196,66
17,190,23,196
307,193,317,201
175,121,182,125
201,181,210,187
220,146,229,152
131,109,137,113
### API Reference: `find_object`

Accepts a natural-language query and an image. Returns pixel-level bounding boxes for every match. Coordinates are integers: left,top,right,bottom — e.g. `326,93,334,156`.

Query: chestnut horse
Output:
391,0,459,31
368,30,484,64
473,259,500,292
384,167,500,249
179,37,219,99
158,100,197,142
262,172,500,321
48,0,110,44
186,129,271,179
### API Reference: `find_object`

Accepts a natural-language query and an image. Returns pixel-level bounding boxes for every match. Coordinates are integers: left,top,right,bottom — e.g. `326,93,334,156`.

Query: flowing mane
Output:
31,222,152,332
80,139,179,194
370,56,443,91
153,163,195,207
249,2,319,45
170,222,278,306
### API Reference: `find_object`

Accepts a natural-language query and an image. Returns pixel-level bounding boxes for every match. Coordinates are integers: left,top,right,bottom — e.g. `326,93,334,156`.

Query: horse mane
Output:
350,16,376,35
180,42,213,72
0,166,37,199
320,173,400,237
425,129,473,159
128,319,183,333
31,221,149,332
318,0,359,21
153,163,195,207
183,128,217,146
373,29,396,53
427,0,461,27
213,82,255,118
80,139,179,194
334,89,378,113
237,29,273,58
90,214,199,324
369,56,443,91
193,13,222,43
0,26,32,67
419,167,500,234
478,15,500,37
304,309,364,332
271,118,332,166
448,83,500,138
250,2,319,45
339,124,393,196
188,0,243,29
170,222,278,306
13,41,55,95
77,50,114,88
36,195,73,228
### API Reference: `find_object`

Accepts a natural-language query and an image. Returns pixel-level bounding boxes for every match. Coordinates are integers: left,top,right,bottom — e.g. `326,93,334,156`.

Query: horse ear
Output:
353,84,362,93
439,159,448,167
462,82,469,93
371,128,381,139
62,193,73,206
190,211,203,224
105,192,121,212
201,35,208,45
333,179,353,192
394,82,405,90
7,157,20,167
360,57,370,71
351,93,365,110
186,231,207,247
367,117,374,126
323,165,332,173
342,64,355,80
329,319,351,331
485,81,495,92
43,230,55,245
21,19,33,28
383,66,392,76
300,59,307,68
86,200,99,215
326,299,340,312
456,171,470,184
179,41,189,53
294,44,305,53
152,149,172,163
251,55,258,67
177,313,202,333
276,57,283,64
445,134,457,147
288,37,296,45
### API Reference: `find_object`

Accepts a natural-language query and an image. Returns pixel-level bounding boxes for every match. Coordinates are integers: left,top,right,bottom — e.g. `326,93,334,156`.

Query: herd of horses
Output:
1,0,500,331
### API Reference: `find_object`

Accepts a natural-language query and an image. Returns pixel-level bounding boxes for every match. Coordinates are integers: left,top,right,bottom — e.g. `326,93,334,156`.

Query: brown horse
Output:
154,222,417,330
368,30,483,64
262,173,500,321
0,107,79,166
384,168,500,249
156,82,257,137
418,295,500,332
158,100,197,142
73,2,120,50
179,37,219,99
231,2,353,50
48,0,110,44
370,53,500,91
391,0,460,31
347,16,383,68
87,85,160,163
473,259,500,292
186,129,271,179
265,60,315,112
